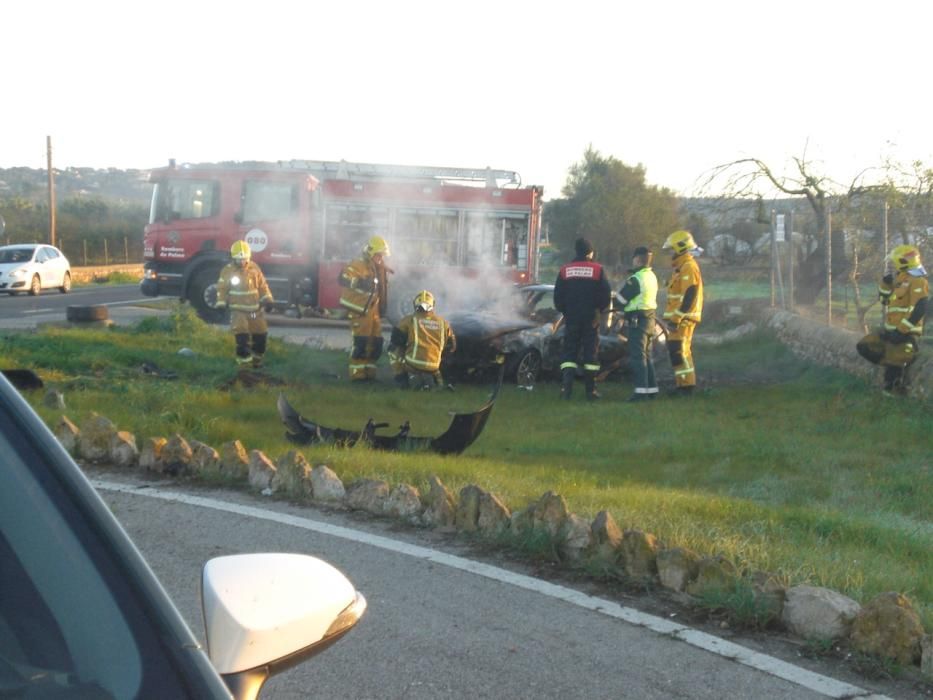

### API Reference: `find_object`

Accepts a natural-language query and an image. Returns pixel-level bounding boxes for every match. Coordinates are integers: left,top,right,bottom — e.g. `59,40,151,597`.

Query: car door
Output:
41,247,66,287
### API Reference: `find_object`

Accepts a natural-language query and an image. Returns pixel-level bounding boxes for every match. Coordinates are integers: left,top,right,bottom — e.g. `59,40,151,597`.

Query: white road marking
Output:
93,479,890,700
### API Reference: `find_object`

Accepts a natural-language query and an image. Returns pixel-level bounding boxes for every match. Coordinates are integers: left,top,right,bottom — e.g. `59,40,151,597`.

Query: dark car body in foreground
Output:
442,283,628,385
0,373,364,700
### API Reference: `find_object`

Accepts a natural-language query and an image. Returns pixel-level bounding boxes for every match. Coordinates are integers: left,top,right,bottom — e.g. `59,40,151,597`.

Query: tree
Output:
544,147,680,269
697,154,884,304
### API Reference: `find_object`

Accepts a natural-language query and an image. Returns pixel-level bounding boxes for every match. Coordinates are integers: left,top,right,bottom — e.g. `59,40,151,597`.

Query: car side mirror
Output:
202,553,366,700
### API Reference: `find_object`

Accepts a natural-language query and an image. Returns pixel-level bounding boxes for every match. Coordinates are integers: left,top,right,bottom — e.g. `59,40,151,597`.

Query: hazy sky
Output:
3,0,930,199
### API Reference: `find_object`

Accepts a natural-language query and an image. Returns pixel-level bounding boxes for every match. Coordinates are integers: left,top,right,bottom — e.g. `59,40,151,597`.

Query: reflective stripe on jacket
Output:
883,271,929,335
622,267,658,312
338,255,387,315
216,262,272,312
664,253,703,323
393,311,455,372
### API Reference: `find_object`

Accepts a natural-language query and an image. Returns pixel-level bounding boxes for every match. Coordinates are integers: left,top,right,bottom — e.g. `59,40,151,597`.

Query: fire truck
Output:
140,160,543,322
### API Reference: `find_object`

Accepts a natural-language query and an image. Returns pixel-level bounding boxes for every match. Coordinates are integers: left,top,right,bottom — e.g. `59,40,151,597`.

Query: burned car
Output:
442,283,629,386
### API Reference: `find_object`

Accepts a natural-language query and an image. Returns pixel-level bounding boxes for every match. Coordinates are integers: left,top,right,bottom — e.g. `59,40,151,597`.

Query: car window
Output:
36,248,49,263
44,247,61,260
0,248,34,264
0,410,194,698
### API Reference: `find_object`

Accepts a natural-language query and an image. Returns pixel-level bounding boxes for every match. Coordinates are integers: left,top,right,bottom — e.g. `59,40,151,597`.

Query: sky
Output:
3,0,931,200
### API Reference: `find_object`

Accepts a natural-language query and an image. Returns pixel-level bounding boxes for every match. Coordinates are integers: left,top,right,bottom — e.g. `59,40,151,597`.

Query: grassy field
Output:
3,306,931,630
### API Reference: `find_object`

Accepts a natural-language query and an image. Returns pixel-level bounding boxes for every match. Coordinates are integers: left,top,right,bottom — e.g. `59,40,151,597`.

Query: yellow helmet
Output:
230,240,251,262
413,290,435,313
663,230,697,255
365,235,390,257
889,244,922,272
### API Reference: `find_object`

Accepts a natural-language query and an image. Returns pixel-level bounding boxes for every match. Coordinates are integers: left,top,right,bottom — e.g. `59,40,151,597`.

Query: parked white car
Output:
0,244,72,295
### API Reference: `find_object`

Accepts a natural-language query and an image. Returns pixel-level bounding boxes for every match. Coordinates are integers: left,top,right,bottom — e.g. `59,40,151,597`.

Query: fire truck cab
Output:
141,160,542,322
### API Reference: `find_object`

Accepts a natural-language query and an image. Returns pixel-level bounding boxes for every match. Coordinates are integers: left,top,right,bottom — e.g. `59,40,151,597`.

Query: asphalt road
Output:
89,475,907,700
0,286,917,700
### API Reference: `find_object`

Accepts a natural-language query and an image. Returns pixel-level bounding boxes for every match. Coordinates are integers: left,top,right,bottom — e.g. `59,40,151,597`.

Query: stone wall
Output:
765,309,933,401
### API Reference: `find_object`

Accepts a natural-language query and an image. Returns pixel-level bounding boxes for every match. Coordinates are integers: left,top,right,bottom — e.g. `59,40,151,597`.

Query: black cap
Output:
575,238,594,257
633,246,651,258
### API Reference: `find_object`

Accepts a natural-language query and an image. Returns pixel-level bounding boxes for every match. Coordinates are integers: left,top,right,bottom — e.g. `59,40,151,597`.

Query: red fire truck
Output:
141,160,543,322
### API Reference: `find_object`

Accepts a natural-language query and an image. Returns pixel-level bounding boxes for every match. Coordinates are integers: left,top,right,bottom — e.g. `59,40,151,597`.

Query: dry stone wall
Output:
47,405,933,680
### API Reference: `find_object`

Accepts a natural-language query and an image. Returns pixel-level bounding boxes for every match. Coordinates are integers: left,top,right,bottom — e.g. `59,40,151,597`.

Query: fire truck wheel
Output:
189,266,228,324
66,305,110,322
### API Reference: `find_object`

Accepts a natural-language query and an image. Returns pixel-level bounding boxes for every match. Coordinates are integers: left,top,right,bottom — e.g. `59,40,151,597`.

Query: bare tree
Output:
697,154,882,304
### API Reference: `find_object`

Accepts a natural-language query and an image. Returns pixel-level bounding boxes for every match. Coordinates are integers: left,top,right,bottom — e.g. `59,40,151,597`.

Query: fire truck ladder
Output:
280,160,522,187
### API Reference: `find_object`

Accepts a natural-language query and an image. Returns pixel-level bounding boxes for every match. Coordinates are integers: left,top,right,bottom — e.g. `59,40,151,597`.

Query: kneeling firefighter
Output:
214,240,274,368
856,244,928,395
338,235,390,382
388,290,456,389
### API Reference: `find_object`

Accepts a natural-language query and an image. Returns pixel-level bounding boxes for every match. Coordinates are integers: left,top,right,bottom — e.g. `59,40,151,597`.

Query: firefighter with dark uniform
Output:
617,246,659,401
662,230,704,396
553,237,612,400
388,290,457,389
338,236,390,382
856,244,928,395
214,240,274,369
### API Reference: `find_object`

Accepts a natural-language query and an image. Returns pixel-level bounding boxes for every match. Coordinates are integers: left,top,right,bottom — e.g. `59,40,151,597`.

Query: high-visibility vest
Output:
624,267,658,312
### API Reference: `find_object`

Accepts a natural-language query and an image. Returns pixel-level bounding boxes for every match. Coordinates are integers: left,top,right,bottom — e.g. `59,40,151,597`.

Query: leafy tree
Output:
544,147,680,269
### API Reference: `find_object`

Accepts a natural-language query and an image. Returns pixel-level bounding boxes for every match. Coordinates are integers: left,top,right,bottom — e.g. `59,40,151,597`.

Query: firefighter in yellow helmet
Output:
214,240,274,368
388,290,456,389
856,244,928,395
338,235,390,381
662,230,704,396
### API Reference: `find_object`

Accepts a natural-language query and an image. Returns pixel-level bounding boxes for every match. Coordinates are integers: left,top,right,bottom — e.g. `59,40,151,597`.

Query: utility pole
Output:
46,136,56,248
786,211,794,311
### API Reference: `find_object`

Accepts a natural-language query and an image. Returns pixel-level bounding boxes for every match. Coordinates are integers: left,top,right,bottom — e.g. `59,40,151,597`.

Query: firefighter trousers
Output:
667,320,697,388
348,309,384,381
230,310,268,366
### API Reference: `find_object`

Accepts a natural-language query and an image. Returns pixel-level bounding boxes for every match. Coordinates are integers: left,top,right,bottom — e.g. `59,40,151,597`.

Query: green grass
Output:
4,306,931,630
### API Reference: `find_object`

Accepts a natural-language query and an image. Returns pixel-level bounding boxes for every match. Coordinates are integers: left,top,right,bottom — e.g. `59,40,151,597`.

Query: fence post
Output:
82,239,88,266
104,239,109,265
786,212,794,311
826,207,833,327
124,236,129,264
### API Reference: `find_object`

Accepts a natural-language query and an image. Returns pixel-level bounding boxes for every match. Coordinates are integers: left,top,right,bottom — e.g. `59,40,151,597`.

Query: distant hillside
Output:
0,167,152,205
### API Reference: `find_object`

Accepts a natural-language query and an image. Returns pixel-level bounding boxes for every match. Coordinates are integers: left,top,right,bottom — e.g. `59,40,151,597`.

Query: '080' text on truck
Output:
140,160,543,322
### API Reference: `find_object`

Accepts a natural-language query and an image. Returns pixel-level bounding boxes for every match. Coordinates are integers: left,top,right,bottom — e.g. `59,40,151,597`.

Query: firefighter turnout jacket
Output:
389,310,456,373
553,258,612,323
663,252,703,325
339,255,388,317
215,261,273,314
880,270,928,337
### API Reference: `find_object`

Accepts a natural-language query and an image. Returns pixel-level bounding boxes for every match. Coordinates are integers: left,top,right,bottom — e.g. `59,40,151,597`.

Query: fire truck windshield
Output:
149,179,219,223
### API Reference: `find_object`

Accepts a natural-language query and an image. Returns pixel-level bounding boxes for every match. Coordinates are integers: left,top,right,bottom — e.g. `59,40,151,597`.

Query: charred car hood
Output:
445,311,539,341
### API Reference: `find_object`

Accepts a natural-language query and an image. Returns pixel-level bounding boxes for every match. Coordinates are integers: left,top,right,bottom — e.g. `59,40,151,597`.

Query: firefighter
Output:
388,290,456,389
338,235,390,382
856,244,928,395
553,237,612,400
662,230,704,396
214,240,274,369
617,246,659,401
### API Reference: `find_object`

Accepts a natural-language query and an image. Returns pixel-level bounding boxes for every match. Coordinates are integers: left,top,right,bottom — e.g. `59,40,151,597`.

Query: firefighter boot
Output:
584,371,600,401
559,368,574,400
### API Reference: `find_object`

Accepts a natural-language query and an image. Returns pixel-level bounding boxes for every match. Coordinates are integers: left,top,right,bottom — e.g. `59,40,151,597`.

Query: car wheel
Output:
508,349,541,386
28,274,41,296
59,272,72,294
66,305,110,322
